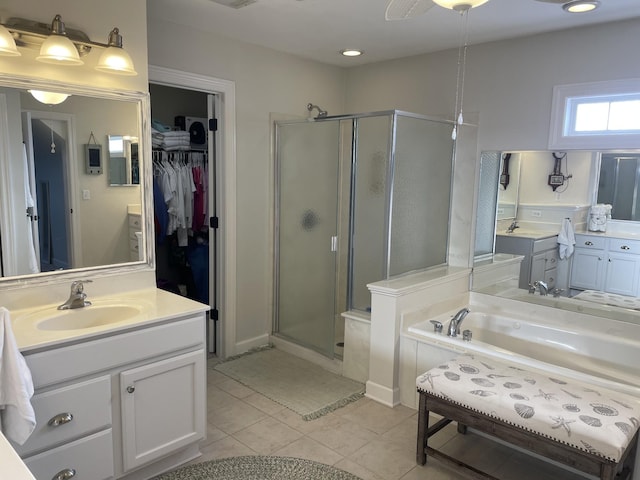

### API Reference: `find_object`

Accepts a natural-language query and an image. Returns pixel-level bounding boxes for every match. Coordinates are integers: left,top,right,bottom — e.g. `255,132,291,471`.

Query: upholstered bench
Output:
416,354,639,480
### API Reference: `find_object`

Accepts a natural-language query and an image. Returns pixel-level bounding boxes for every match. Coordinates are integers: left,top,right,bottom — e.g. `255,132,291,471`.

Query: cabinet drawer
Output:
608,237,640,254
129,237,141,253
26,314,205,389
24,429,113,480
14,376,111,457
544,249,558,268
532,236,558,254
128,214,142,229
544,268,557,289
574,234,605,250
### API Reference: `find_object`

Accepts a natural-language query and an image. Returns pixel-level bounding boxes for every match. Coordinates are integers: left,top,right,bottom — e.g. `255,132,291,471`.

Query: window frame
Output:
548,78,640,150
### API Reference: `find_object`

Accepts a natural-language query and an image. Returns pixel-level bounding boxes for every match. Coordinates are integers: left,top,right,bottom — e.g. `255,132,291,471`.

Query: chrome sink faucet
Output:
58,280,92,310
447,308,470,337
506,220,519,233
533,280,548,296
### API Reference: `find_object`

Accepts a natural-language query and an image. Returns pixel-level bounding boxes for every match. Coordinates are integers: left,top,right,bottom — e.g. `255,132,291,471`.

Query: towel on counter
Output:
0,307,35,445
557,218,576,259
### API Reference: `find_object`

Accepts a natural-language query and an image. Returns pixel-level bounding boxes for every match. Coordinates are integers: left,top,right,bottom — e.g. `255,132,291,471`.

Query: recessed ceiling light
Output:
340,49,363,57
562,0,600,13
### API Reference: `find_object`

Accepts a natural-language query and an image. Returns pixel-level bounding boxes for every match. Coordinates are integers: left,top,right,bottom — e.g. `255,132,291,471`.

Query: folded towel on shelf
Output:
0,307,35,445
557,218,575,259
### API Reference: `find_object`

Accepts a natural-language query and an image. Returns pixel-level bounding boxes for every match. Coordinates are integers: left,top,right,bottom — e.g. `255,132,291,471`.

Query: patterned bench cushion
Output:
416,354,640,462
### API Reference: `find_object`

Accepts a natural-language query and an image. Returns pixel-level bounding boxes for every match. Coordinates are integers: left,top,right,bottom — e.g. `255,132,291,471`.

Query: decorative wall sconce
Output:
0,14,137,75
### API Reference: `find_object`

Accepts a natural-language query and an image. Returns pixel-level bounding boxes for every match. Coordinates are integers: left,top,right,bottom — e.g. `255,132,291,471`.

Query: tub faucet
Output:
447,308,470,337
58,280,92,310
506,221,519,233
533,280,548,296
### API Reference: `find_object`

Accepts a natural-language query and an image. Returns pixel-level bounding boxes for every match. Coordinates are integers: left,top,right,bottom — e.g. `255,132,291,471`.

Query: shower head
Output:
306,103,328,119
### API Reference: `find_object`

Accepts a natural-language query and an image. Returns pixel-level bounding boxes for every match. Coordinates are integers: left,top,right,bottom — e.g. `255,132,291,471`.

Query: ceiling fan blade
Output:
385,0,435,20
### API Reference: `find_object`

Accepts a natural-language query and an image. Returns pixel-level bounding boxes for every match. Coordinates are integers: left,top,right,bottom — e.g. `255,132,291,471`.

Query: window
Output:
549,79,640,150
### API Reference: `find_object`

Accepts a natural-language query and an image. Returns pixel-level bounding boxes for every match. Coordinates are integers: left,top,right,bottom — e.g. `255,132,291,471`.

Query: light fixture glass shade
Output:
0,24,20,56
95,46,137,75
29,90,70,105
432,0,490,10
563,0,599,13
36,34,83,65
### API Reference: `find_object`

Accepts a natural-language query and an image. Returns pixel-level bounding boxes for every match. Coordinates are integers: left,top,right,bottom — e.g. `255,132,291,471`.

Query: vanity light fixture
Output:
0,15,137,75
36,15,83,65
562,0,599,13
340,49,363,57
0,24,20,56
28,90,71,105
95,28,137,75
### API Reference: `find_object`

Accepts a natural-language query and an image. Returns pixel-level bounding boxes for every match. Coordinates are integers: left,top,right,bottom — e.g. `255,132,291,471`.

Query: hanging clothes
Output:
152,150,208,245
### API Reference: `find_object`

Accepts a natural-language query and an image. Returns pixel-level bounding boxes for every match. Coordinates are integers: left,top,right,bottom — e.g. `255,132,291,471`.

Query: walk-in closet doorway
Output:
148,66,237,359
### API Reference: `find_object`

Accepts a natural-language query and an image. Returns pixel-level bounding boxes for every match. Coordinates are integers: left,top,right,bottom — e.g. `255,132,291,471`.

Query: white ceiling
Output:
149,0,640,67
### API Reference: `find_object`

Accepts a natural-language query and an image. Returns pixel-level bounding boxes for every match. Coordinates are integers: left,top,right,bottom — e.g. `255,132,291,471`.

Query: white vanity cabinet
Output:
18,312,206,480
495,234,558,290
570,234,640,296
569,234,606,291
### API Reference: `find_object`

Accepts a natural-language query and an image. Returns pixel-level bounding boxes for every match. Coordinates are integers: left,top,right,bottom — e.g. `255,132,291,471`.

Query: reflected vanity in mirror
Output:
473,148,640,325
0,75,151,283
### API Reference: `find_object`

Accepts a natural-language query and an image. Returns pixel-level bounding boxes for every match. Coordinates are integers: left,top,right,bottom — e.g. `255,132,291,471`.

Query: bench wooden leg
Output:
417,393,429,465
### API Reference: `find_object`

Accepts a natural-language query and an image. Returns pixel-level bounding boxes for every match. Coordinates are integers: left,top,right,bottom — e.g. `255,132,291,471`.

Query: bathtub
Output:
406,307,640,398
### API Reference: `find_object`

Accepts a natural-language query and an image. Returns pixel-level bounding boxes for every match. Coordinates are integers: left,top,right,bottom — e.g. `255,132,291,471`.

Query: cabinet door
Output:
530,252,547,285
605,252,640,296
570,248,605,291
120,350,206,471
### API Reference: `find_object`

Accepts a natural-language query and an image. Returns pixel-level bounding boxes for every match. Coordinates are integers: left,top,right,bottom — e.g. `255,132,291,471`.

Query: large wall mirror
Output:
0,75,152,285
474,148,640,324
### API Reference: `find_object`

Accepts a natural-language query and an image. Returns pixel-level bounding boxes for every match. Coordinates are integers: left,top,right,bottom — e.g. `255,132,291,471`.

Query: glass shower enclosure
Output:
274,111,454,358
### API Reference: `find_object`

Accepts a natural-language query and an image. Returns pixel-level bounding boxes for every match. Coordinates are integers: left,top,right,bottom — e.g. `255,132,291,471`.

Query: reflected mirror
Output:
0,79,149,281
473,149,640,324
108,134,140,186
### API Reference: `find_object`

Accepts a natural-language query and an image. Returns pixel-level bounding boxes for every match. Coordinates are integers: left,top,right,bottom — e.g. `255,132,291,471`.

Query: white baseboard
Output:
365,380,400,407
234,334,270,356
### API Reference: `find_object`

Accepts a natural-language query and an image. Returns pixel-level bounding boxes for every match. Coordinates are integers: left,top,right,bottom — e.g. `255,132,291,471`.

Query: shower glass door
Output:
275,120,340,357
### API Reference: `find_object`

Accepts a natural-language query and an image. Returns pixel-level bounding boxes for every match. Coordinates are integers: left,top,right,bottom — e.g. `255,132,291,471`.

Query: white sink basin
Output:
21,304,142,331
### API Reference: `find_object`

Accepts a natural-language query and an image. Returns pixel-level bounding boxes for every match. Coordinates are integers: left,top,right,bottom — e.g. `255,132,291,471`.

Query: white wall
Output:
345,18,640,152
517,151,595,206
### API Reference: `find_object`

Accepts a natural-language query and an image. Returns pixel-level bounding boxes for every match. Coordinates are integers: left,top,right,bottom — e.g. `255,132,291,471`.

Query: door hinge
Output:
211,308,219,321
209,118,218,132
210,216,219,229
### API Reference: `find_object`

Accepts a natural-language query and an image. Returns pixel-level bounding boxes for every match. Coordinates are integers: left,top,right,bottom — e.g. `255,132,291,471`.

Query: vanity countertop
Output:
11,288,209,353
574,229,640,241
495,229,559,240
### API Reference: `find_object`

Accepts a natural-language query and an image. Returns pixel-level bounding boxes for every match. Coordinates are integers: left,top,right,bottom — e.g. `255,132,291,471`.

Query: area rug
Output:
214,347,364,420
152,456,363,480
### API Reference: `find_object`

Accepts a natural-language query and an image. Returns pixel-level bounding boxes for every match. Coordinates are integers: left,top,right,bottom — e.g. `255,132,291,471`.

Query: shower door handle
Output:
330,236,338,252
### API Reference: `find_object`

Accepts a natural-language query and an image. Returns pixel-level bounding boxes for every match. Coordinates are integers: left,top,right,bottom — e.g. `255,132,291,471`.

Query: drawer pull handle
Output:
621,245,630,250
585,241,594,246
48,412,73,427
52,468,76,480
127,386,135,394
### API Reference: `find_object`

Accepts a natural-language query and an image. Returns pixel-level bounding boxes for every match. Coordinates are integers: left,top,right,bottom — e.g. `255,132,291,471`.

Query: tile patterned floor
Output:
191,356,588,480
